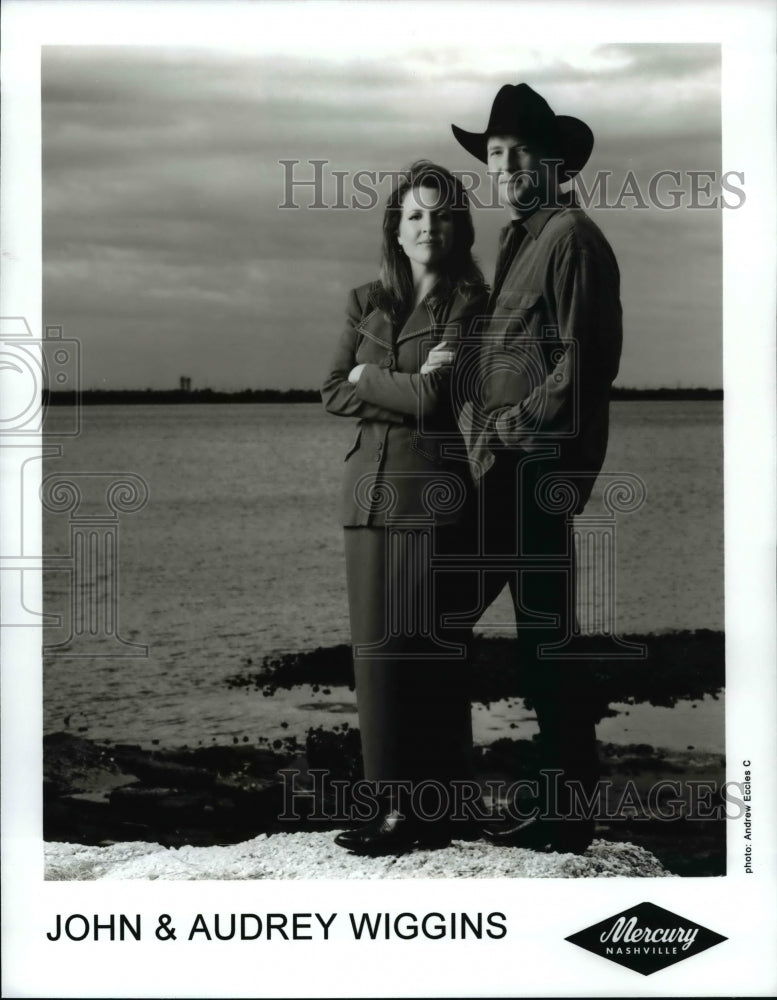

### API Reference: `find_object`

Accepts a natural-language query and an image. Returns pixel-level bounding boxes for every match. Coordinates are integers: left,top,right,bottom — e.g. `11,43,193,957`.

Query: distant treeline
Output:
44,386,723,405
612,387,722,400
44,388,322,405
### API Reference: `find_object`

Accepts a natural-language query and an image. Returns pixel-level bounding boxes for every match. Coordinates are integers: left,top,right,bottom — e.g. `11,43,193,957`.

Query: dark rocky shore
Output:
227,629,724,715
44,629,726,877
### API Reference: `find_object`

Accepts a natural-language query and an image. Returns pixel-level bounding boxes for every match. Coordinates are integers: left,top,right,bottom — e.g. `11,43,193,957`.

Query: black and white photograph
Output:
2,1,776,997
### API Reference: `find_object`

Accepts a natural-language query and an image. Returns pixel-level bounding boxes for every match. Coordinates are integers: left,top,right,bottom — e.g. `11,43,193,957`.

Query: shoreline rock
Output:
228,631,725,716
43,731,726,877
45,833,670,881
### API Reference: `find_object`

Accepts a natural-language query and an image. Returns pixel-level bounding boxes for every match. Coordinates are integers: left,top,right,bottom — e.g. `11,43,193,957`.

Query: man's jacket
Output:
457,200,622,513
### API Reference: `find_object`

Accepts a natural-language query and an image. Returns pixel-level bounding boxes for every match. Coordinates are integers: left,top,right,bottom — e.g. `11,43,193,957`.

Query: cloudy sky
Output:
42,30,723,389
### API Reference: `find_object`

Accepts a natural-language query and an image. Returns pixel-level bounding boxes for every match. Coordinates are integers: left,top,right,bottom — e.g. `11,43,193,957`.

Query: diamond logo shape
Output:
566,901,727,976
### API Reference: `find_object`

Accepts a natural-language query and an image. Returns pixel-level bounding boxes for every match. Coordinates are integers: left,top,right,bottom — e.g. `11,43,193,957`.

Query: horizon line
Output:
45,386,724,397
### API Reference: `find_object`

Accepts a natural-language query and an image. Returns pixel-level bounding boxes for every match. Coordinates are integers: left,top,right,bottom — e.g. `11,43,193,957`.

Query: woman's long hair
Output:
375,160,486,324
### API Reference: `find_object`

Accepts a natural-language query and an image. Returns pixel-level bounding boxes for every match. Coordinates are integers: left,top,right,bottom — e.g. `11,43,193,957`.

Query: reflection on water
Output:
42,402,723,750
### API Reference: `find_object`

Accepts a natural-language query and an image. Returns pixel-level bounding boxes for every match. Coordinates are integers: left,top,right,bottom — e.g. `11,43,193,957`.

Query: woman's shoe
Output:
333,811,449,856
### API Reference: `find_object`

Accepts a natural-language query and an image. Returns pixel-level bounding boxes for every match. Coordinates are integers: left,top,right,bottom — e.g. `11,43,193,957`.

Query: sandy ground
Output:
45,834,669,881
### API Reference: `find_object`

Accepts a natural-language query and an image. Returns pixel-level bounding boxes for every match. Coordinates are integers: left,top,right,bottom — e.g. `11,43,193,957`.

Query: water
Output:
42,401,723,749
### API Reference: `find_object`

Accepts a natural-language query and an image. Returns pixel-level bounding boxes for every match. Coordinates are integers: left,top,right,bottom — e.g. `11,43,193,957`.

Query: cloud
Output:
596,42,720,80
42,43,722,388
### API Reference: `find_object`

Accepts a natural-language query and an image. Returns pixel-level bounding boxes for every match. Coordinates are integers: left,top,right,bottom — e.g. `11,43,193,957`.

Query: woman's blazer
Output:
321,280,488,527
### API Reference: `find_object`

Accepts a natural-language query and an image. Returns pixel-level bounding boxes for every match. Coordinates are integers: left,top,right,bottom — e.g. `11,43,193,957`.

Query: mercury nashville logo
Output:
565,902,727,975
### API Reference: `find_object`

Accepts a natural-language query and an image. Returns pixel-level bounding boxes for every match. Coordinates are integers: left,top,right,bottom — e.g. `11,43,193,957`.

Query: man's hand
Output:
420,340,456,374
348,364,367,384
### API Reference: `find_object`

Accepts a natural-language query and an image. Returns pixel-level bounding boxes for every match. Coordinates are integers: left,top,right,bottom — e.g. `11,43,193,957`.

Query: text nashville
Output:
600,916,698,955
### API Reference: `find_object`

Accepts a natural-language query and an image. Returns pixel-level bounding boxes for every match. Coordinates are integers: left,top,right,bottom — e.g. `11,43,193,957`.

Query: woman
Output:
321,161,488,855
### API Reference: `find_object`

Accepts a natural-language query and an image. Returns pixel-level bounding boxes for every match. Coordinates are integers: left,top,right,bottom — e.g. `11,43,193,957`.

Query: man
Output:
437,83,623,852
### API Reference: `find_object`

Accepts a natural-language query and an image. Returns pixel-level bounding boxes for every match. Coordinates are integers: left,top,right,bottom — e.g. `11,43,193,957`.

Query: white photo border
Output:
2,1,776,997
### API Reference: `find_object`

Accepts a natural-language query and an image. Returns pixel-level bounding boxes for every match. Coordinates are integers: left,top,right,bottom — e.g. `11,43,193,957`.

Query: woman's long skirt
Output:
343,523,474,792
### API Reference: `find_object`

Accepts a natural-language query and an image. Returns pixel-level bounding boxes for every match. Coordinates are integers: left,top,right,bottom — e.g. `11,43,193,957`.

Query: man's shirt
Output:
456,195,623,513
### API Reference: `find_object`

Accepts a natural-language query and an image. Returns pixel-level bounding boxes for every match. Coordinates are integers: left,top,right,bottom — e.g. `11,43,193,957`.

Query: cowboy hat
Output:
451,83,594,178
